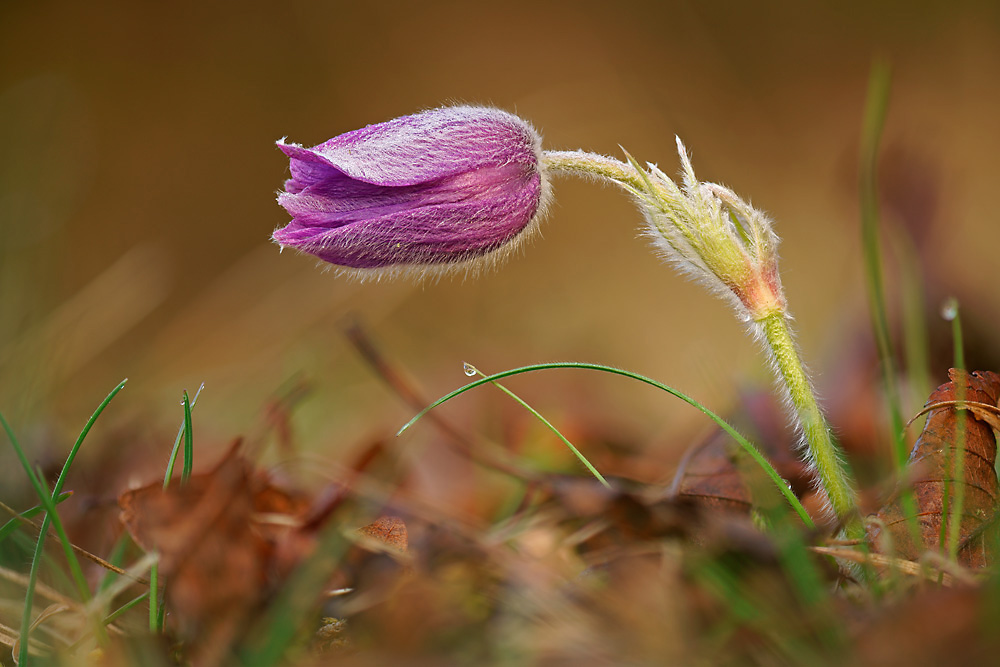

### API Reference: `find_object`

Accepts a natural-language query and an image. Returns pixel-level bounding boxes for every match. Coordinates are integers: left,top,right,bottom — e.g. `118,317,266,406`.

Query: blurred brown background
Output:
2,0,999,489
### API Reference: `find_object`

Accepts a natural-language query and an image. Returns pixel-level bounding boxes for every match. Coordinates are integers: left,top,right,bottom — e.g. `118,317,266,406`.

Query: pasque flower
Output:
273,106,549,275
274,105,860,526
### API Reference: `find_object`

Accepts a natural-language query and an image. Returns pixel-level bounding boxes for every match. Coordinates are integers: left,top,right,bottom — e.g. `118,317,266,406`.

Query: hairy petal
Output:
273,106,549,276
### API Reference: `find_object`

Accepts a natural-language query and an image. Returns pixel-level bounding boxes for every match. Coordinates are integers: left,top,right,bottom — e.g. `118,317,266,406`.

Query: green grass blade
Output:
0,492,72,543
0,416,61,667
156,595,167,631
943,298,965,371
398,362,814,529
2,418,85,662
942,298,967,560
163,383,203,488
150,386,199,628
1,379,125,663
464,362,610,488
859,60,907,470
149,561,159,632
181,389,194,483
859,61,924,552
33,466,91,598
97,534,129,594
56,378,128,499
104,591,149,626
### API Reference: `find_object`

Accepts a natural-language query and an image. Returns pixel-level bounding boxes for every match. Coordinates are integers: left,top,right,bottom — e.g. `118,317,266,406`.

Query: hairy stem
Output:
546,145,862,528
758,312,858,521
542,150,646,191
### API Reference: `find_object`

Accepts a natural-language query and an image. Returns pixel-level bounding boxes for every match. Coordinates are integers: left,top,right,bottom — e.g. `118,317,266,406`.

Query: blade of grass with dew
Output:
2,378,125,664
946,298,966,382
463,362,610,488
152,385,200,632
49,378,127,503
163,382,203,487
182,389,194,482
399,362,814,529
941,298,967,560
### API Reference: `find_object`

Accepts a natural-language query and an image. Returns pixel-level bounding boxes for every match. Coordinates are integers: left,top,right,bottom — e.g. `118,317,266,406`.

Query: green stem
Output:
943,298,966,560
758,313,858,521
542,150,646,191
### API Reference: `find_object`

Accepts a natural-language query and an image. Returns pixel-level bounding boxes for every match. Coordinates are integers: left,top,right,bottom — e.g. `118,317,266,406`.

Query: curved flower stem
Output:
758,312,858,523
544,145,861,528
542,151,646,191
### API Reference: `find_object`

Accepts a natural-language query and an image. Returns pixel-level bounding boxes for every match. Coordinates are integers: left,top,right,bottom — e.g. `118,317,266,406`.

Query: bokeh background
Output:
2,1,1000,496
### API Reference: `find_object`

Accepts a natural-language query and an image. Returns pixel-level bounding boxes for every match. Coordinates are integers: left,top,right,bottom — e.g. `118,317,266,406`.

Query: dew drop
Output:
941,297,959,321
463,362,478,377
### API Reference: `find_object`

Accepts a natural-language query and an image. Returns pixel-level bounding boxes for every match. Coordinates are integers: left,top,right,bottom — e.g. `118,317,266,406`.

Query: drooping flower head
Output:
273,106,550,277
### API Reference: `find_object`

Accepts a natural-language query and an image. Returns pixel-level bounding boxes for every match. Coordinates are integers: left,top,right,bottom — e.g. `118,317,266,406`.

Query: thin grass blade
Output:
464,363,610,488
398,362,814,528
163,382,203,488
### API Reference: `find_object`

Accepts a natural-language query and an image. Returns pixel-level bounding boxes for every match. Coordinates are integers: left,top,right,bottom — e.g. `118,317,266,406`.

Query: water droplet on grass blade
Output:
463,362,479,377
941,297,959,321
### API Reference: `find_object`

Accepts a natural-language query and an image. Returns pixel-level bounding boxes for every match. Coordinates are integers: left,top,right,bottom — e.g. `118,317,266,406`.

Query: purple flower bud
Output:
273,106,550,275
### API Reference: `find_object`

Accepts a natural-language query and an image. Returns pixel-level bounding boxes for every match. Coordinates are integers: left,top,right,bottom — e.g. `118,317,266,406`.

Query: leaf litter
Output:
4,354,1000,664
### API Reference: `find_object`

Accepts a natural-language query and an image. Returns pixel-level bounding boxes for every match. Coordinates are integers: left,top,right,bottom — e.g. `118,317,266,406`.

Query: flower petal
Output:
279,106,540,187
273,105,549,274
274,173,542,268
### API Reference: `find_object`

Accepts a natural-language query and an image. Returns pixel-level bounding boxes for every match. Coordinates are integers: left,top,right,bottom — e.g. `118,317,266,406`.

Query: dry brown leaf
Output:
117,437,413,666
673,438,754,515
118,441,314,664
670,416,812,519
867,369,1000,568
358,516,408,552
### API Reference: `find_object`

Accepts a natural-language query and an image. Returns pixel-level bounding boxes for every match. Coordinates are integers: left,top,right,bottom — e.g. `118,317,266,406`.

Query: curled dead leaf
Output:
867,369,1000,568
